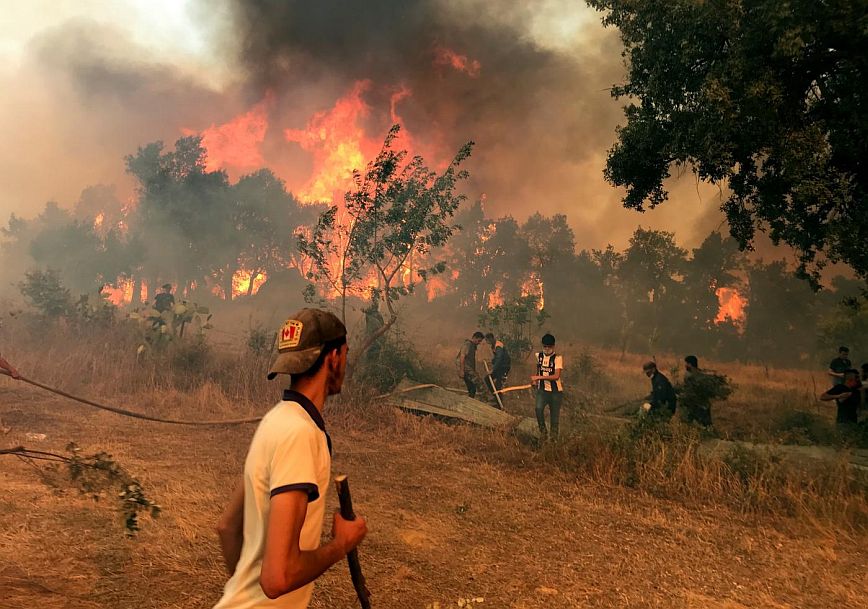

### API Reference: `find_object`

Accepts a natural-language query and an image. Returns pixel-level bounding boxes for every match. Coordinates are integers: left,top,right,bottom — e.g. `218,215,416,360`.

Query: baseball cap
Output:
267,308,347,380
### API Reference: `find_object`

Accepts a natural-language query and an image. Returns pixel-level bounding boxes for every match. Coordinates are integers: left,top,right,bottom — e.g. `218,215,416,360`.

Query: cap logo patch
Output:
278,320,303,350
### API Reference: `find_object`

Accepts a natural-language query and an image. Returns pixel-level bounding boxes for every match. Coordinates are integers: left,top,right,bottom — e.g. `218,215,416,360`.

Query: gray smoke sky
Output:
0,0,724,250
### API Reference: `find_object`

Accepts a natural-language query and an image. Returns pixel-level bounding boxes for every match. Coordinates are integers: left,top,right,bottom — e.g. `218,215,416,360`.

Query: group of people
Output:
456,331,564,439
640,356,715,426
820,346,867,426
2,305,865,609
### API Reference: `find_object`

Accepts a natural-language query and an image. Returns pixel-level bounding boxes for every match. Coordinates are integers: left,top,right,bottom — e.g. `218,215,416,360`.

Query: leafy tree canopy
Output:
588,0,868,283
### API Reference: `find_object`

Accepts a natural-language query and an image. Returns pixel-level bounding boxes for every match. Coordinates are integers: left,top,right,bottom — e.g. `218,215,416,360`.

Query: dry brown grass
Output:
1,320,867,608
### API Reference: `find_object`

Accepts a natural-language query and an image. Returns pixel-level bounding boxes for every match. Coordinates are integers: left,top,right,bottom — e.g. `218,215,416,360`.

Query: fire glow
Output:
284,81,380,202
186,95,272,174
433,46,481,78
715,287,746,325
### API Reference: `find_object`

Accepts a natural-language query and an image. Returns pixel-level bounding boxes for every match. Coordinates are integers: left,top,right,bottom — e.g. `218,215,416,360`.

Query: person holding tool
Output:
214,308,367,609
456,331,486,399
484,332,511,393
531,333,564,440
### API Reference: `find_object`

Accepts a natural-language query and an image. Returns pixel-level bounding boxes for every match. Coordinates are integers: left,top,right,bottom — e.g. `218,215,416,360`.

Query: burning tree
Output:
298,124,473,365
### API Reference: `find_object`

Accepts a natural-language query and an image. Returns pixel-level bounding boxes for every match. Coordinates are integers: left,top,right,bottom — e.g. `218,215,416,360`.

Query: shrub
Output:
19,269,73,318
247,322,275,357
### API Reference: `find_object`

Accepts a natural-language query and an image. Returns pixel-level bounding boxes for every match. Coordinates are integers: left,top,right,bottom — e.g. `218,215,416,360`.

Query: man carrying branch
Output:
214,308,367,609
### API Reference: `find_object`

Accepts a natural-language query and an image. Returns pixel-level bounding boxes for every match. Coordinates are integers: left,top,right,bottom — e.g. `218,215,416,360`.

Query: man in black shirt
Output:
154,283,175,313
820,369,862,425
642,361,676,419
828,346,851,386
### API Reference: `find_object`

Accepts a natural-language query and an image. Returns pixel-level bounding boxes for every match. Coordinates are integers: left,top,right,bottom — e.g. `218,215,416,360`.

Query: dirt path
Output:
1,390,866,608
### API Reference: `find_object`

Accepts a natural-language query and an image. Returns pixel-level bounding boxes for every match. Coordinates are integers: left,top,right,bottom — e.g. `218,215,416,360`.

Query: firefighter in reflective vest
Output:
531,333,564,440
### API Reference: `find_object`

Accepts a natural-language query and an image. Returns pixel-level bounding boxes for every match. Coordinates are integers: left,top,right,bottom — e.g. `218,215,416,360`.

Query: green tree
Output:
618,228,688,354
125,136,237,299
743,260,818,363
588,0,868,283
232,169,318,296
298,124,473,365
683,233,742,327
519,213,576,309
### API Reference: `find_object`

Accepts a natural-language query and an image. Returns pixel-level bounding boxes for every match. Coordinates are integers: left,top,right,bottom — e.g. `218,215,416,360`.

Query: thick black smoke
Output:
226,0,641,244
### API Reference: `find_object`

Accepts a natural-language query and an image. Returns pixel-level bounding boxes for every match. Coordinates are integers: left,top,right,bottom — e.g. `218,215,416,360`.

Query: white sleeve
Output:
269,428,321,502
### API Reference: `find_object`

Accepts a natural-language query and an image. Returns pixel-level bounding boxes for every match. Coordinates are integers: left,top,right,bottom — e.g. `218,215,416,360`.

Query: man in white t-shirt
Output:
214,308,367,609
531,333,564,440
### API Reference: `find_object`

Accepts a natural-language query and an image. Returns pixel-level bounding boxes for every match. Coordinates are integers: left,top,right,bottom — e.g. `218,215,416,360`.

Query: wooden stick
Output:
495,384,533,395
483,361,505,410
334,475,371,609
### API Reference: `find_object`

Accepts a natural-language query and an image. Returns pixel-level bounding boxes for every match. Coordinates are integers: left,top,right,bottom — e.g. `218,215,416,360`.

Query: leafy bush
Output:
247,322,275,357
772,410,839,446
19,269,73,318
479,295,549,359
354,328,436,392
170,334,211,378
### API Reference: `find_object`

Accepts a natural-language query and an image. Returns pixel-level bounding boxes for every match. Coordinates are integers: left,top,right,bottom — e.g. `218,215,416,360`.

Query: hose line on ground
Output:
0,369,263,426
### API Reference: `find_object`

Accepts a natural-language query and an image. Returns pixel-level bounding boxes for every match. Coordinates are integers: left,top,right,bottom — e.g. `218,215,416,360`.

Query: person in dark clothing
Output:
456,332,485,398
484,333,511,393
154,283,175,313
642,361,676,418
532,333,564,440
680,355,712,427
828,346,851,386
820,369,862,425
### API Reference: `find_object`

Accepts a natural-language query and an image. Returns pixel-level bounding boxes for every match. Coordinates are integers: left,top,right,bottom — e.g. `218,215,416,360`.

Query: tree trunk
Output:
247,271,260,297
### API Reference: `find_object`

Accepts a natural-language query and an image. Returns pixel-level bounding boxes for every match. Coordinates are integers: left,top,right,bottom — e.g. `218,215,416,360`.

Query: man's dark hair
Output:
472,331,485,340
541,333,556,346
293,336,348,381
162,283,172,291
484,332,495,342
684,355,698,368
642,361,657,371
843,368,860,380
839,346,850,353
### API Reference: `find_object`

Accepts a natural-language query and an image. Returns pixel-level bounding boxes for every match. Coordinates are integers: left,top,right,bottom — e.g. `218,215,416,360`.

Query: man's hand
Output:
332,512,367,555
836,392,853,401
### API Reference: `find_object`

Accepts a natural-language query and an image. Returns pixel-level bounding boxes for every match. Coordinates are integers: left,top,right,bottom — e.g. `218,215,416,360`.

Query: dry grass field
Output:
1,323,867,609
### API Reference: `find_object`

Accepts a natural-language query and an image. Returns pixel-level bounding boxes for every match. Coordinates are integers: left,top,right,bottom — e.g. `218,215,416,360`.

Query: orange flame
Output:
185,95,272,174
102,277,135,306
232,268,267,299
284,81,381,202
521,274,545,310
715,287,746,325
433,47,481,78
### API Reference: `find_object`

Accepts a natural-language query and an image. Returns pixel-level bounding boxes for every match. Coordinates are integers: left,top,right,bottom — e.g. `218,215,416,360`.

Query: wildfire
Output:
519,273,545,310
284,81,380,202
488,286,504,308
433,46,481,78
185,95,272,174
715,287,746,325
102,277,135,306
232,268,268,299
